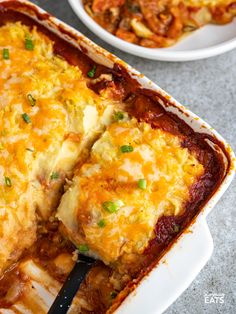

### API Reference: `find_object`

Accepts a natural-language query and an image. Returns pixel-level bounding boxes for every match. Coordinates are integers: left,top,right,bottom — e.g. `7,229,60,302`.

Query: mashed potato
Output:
0,22,119,275
57,118,204,268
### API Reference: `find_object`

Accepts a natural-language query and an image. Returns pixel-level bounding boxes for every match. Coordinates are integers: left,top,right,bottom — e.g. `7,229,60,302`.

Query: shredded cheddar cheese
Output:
0,22,119,274
57,119,204,266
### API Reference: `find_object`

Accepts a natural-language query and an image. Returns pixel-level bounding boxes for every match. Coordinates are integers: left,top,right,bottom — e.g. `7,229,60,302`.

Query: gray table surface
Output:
31,1,236,313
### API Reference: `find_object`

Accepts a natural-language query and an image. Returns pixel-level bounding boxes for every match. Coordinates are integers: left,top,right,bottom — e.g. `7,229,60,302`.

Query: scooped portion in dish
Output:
57,116,204,273
83,0,236,48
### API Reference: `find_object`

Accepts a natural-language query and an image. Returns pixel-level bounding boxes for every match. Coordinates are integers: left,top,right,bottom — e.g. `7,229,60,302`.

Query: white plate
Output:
68,0,236,61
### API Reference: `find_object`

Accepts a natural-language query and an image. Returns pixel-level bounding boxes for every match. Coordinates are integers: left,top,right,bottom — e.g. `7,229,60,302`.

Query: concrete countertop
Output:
31,1,236,313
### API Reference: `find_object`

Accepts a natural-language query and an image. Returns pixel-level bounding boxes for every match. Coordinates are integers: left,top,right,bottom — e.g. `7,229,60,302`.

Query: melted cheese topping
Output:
0,22,119,274
57,119,204,266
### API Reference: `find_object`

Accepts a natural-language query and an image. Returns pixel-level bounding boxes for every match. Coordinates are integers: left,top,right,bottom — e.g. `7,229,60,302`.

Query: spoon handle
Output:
48,256,95,314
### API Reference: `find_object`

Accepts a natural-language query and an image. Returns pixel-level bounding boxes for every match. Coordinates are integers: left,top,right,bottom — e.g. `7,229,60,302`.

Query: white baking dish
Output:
0,1,235,313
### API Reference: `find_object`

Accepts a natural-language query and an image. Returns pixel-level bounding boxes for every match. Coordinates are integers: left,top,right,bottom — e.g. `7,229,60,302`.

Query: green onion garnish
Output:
26,148,34,152
25,38,34,51
173,224,180,233
22,113,31,124
50,172,59,180
113,111,124,121
102,201,119,213
87,65,96,78
120,145,133,153
2,48,9,60
97,219,106,228
4,176,12,187
138,178,147,190
114,199,124,207
1,129,6,136
27,94,36,107
110,291,117,299
78,244,89,252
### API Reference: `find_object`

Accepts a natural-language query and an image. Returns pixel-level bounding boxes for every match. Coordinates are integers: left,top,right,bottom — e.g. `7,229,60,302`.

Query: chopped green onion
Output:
50,172,59,180
183,25,197,32
102,201,119,213
4,176,12,187
127,2,140,13
78,244,89,252
138,179,147,190
26,147,34,152
22,113,31,124
114,199,124,207
120,145,134,153
110,291,117,299
25,38,34,51
27,94,36,107
87,65,96,78
2,48,9,60
113,111,124,121
97,219,106,228
173,224,180,233
1,129,7,136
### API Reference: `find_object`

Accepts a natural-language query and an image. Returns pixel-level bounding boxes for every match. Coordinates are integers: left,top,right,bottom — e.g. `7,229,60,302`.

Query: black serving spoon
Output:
48,254,96,314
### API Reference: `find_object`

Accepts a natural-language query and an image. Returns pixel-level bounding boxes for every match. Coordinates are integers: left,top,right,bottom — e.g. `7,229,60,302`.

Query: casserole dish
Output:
0,1,235,313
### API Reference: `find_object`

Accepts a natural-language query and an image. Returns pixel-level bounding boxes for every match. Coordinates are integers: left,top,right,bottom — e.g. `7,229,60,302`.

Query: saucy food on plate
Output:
0,1,230,313
83,0,236,47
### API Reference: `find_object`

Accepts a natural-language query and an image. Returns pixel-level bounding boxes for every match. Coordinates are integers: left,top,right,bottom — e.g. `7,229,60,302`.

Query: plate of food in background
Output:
68,0,236,61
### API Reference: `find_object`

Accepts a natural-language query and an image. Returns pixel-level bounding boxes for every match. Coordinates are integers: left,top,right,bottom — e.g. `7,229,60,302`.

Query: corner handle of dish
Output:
115,218,213,314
